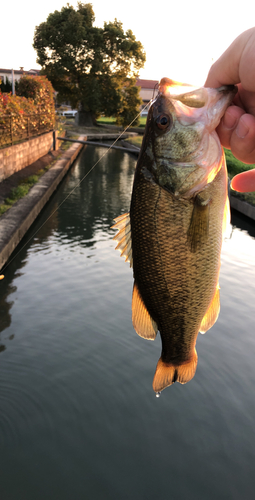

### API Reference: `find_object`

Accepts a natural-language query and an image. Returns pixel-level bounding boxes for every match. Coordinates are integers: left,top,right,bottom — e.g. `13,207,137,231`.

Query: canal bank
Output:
0,136,85,271
0,135,254,272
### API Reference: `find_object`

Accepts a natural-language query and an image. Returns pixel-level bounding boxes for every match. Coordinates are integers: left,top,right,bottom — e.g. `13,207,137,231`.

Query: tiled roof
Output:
0,68,40,75
136,79,159,89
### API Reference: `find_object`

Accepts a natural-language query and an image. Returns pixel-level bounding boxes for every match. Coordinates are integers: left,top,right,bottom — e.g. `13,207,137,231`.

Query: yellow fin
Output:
132,281,158,340
112,212,133,267
152,350,198,393
199,284,220,334
187,197,210,253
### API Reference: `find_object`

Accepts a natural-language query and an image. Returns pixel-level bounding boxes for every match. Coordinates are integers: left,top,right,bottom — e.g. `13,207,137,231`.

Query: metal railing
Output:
0,113,55,148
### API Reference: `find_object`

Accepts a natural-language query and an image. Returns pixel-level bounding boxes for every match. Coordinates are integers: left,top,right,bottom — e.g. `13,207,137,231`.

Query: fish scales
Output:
113,78,237,393
130,160,226,362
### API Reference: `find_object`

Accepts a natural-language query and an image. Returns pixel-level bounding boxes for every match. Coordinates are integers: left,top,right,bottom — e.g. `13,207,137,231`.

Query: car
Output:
56,110,78,117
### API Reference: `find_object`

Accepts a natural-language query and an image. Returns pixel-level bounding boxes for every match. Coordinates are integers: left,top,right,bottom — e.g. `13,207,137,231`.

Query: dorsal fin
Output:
199,284,220,334
112,212,133,267
132,281,158,340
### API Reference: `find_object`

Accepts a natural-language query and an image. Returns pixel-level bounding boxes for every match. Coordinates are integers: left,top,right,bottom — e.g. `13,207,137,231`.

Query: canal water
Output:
0,145,255,500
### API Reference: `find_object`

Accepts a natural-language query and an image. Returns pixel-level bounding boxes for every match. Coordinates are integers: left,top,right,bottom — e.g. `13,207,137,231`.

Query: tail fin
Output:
152,349,198,393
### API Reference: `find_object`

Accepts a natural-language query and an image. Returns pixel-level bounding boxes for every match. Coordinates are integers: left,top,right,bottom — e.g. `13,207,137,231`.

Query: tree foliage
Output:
0,77,14,93
33,2,146,125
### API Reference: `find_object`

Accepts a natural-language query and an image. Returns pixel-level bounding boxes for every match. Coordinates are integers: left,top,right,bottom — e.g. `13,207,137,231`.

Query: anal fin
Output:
132,281,158,340
112,212,133,267
199,284,220,334
152,349,198,393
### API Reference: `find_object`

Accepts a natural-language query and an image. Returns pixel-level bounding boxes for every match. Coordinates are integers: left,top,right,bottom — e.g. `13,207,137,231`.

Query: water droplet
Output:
156,392,161,398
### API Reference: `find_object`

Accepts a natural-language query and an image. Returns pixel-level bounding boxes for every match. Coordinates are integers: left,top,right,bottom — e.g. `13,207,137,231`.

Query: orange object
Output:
231,169,255,192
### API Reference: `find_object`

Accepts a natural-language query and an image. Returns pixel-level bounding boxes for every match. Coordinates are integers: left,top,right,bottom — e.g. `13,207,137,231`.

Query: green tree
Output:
0,77,13,93
33,2,146,126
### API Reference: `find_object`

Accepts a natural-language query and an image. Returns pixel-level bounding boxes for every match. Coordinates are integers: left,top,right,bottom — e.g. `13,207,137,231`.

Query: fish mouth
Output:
157,81,237,117
206,84,237,130
216,84,237,96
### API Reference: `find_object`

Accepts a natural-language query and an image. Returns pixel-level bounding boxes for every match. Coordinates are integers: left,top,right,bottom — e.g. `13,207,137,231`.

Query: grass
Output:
97,116,117,125
223,149,255,206
0,175,40,215
0,150,68,217
60,140,75,151
139,117,147,127
96,115,147,128
124,136,143,147
224,148,255,177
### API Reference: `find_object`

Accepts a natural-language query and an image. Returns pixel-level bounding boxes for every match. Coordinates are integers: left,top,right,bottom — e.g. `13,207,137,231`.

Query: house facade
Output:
136,79,159,105
0,68,40,85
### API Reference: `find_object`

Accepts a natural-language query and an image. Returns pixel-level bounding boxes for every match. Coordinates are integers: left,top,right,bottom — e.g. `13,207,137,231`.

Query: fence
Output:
0,113,55,148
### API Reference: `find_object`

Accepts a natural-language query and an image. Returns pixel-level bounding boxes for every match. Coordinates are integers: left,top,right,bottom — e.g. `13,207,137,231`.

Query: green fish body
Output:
113,79,237,393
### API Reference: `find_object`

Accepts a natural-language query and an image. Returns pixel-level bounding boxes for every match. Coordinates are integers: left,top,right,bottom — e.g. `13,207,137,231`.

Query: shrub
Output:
16,75,55,115
224,149,255,177
0,75,55,147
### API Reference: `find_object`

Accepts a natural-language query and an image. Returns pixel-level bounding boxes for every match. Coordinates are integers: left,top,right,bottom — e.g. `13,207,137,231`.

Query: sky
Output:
2,0,255,86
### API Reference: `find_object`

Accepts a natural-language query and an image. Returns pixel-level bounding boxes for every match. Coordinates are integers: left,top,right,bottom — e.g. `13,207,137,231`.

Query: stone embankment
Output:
229,195,255,220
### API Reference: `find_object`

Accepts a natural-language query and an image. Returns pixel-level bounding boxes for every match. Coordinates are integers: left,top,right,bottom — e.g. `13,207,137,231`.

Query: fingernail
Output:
236,119,249,138
223,109,237,129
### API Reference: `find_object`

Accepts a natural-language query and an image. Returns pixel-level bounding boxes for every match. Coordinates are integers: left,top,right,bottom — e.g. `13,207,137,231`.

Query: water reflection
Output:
0,145,255,500
1,148,255,350
0,146,135,347
56,147,134,244
231,207,255,238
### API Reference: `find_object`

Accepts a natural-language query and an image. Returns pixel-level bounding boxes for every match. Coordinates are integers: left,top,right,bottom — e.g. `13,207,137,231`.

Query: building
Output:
0,68,40,85
136,79,159,105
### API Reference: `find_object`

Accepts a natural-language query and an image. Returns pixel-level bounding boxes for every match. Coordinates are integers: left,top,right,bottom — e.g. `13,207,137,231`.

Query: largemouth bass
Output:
113,78,237,394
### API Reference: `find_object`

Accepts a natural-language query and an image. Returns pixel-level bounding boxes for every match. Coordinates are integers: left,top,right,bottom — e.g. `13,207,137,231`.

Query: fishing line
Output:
0,99,154,278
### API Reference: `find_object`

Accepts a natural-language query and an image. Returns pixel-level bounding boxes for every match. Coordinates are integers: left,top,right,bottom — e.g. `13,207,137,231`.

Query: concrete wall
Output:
230,194,255,221
0,131,59,182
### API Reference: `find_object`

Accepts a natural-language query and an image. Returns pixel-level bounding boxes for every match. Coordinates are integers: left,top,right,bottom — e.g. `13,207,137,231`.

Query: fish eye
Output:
156,114,171,130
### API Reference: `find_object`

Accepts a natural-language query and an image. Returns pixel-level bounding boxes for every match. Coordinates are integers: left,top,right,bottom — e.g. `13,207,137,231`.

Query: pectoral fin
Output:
112,212,133,267
199,284,220,334
187,195,210,253
132,281,158,340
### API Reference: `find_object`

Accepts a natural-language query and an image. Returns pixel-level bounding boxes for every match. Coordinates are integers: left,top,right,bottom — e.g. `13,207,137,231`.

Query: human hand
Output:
205,28,255,192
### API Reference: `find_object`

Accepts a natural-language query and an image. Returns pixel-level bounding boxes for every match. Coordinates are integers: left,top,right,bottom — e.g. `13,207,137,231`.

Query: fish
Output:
112,78,237,394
